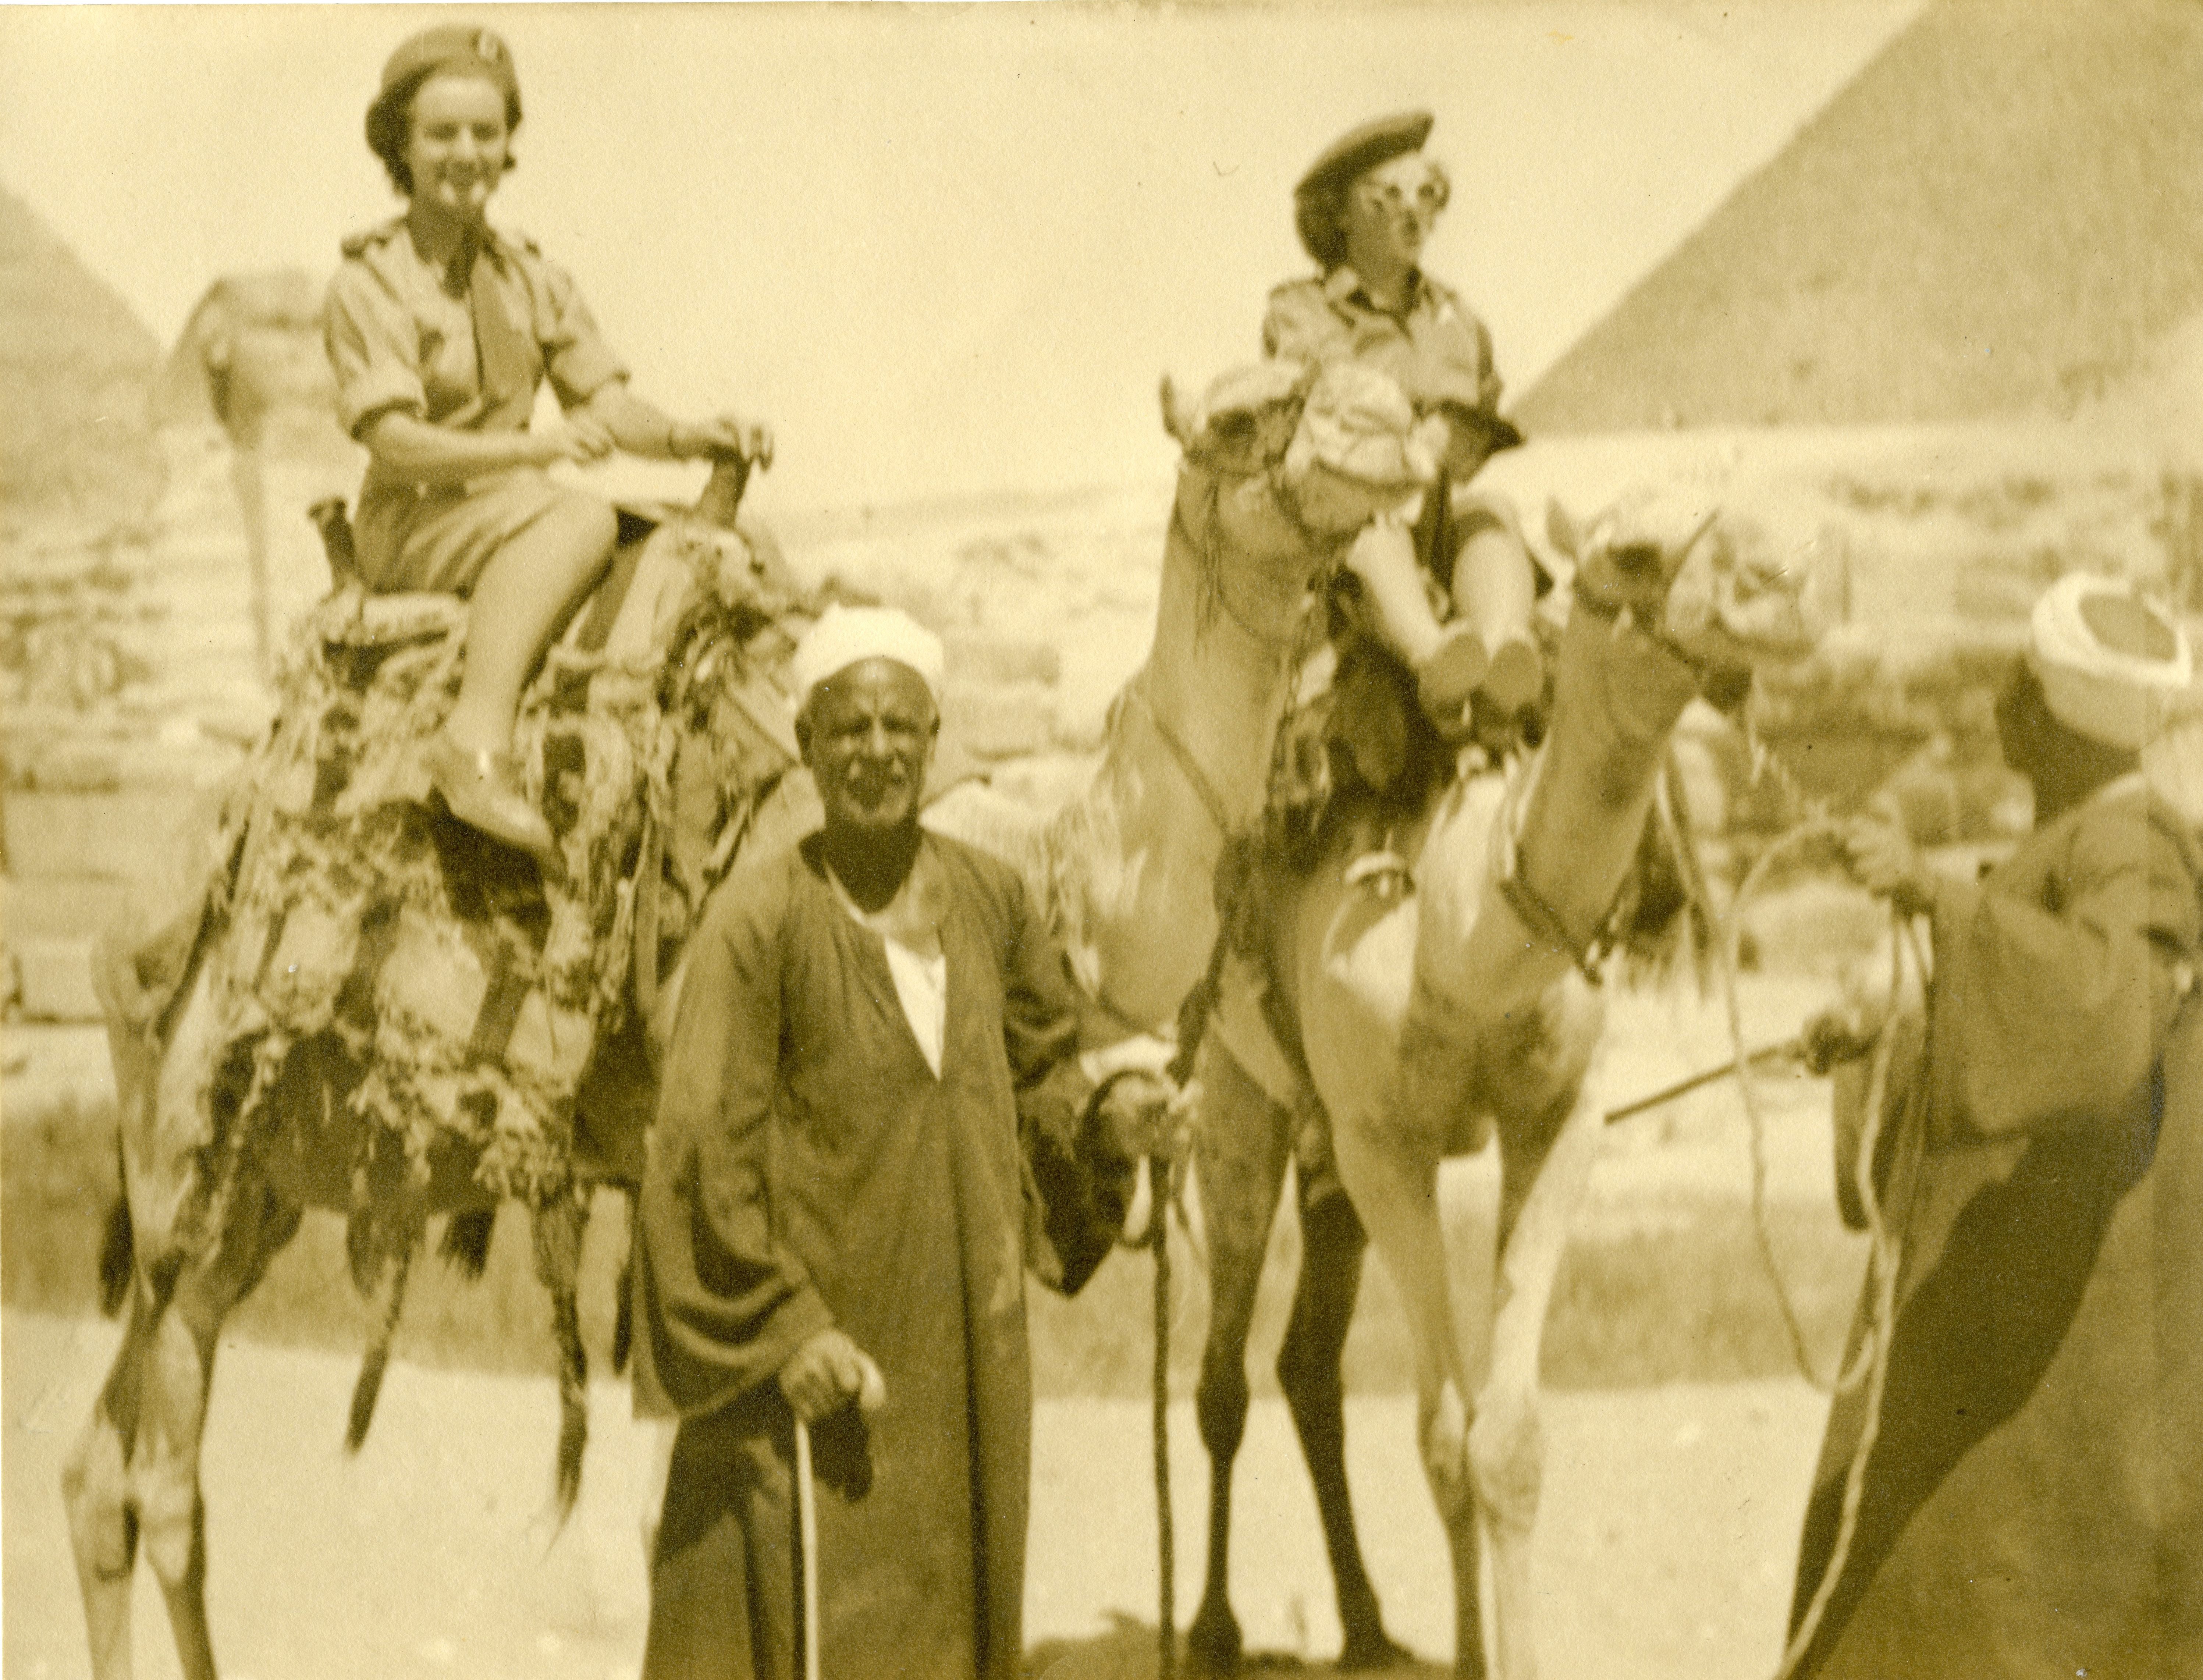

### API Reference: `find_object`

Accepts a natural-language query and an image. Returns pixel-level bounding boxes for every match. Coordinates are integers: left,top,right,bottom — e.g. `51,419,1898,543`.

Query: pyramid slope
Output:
1518,0,2203,434
0,184,162,530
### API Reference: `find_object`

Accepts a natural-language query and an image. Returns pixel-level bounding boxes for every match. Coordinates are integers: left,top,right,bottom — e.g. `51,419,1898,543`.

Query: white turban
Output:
2027,573,2192,750
790,604,946,709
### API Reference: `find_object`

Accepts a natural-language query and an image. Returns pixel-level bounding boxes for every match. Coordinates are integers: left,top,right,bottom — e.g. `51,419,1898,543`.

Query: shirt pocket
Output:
413,306,479,419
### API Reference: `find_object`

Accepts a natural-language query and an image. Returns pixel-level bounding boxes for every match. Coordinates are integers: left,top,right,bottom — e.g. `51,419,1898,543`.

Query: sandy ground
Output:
5,1311,1829,1680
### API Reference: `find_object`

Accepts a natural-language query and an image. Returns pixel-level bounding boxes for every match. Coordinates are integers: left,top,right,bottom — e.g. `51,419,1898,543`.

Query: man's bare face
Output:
800,659,938,838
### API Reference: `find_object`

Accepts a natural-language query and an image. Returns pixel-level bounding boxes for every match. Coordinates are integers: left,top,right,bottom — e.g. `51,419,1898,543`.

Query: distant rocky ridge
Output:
1520,0,2203,435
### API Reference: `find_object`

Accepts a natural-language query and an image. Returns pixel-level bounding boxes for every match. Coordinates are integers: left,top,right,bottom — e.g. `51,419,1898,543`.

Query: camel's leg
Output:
1330,1109,1486,1680
1186,1040,1295,1676
640,1416,677,1566
1276,1175,1408,1670
1471,997,1603,1680
64,1279,154,1680
67,1172,302,1680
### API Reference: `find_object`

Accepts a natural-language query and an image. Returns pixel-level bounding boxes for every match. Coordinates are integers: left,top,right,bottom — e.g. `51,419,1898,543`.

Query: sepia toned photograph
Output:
3,4,2198,1679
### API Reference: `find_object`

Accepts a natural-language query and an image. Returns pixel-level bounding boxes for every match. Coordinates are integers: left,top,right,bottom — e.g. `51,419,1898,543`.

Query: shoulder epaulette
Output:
338,217,405,260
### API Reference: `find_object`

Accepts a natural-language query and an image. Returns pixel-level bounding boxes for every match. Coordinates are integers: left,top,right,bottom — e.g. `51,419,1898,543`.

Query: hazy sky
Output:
1,2,1916,514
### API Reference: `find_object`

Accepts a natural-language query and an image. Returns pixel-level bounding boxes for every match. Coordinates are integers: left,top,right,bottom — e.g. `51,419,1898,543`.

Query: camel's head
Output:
1162,359,1446,540
1548,486,1842,701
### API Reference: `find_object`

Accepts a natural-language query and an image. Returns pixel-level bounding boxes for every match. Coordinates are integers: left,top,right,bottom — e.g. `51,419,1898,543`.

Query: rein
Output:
1122,679,1237,840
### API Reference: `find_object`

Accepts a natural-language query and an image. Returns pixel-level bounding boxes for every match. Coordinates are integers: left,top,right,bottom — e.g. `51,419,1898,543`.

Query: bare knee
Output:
530,491,619,586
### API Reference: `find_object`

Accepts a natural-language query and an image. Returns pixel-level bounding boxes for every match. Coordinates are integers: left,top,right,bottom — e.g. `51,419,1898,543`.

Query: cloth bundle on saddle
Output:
115,479,818,1239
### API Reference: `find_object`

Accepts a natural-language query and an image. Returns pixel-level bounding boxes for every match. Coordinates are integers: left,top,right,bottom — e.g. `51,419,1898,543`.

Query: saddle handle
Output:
695,455,751,532
309,497,365,592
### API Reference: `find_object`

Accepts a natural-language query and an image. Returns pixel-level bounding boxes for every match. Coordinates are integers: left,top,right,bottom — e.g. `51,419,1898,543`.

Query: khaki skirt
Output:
354,465,576,596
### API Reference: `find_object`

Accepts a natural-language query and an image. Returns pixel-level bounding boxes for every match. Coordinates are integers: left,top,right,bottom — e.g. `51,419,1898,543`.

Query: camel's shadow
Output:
1027,1616,1449,1679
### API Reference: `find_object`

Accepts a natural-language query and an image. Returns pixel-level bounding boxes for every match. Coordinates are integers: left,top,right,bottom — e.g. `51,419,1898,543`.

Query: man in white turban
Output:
635,604,1186,1680
1786,574,2203,1677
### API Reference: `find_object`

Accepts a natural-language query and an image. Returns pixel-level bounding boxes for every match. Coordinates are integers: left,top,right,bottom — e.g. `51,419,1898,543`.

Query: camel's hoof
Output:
1185,1602,1244,1675
1337,1625,1417,1671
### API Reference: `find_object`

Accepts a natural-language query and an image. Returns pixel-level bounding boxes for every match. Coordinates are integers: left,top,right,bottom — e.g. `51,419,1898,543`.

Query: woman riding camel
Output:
325,24,771,862
1267,110,1542,738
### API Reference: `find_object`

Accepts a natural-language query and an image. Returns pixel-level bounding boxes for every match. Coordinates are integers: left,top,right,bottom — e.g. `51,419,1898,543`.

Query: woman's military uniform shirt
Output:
324,217,626,593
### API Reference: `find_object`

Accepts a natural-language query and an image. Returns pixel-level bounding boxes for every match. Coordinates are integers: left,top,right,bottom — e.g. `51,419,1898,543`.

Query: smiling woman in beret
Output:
1266,110,1542,742
326,24,774,861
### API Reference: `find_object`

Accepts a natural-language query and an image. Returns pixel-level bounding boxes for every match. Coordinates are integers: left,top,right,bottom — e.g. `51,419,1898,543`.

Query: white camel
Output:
935,360,1833,1680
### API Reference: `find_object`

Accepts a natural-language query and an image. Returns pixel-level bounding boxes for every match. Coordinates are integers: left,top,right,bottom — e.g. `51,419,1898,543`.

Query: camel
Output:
936,360,1832,1680
60,460,817,1680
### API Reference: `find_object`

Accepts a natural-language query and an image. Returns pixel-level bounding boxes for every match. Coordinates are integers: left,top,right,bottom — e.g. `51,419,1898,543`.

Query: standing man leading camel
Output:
632,605,1185,1680
1790,573,2203,1677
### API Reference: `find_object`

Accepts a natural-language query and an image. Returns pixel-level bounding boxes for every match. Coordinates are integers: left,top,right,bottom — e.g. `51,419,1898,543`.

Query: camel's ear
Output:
1159,373,1197,446
1545,500,1582,562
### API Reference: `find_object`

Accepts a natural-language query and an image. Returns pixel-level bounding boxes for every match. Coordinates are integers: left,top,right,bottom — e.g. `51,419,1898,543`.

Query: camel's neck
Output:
1135,495,1306,825
1510,607,1701,954
1049,465,1317,1029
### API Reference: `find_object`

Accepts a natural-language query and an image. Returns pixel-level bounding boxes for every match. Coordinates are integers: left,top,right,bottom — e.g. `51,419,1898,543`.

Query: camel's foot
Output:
1336,1615,1415,1672
1185,1595,1243,1676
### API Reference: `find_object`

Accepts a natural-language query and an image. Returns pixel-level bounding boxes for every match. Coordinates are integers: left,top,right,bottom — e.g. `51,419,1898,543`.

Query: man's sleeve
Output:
635,874,832,1419
999,871,1136,1296
1933,799,2202,1136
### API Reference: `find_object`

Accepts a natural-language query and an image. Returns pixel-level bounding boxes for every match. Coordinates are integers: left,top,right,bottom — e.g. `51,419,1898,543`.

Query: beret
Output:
1295,111,1434,199
379,24,520,104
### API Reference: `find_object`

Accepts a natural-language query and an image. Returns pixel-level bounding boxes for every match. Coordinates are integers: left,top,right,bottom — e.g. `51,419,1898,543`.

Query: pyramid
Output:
1518,0,2203,434
0,184,162,533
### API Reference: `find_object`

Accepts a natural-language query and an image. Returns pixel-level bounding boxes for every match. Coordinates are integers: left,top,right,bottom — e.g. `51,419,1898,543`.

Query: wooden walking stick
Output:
1151,1156,1175,1680
795,1416,821,1680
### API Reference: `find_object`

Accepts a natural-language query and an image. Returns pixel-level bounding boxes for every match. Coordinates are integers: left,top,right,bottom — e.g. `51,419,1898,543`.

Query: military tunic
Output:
1790,774,2203,1677
633,831,1135,1680
323,217,626,593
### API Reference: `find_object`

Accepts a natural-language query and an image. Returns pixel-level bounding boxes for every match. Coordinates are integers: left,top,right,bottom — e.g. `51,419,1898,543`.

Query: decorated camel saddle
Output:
107,466,822,1265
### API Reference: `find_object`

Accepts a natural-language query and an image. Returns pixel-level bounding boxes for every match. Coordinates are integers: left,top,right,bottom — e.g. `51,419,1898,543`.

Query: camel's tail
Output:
438,1207,495,1278
346,1242,414,1453
97,1191,134,1318
532,1191,592,1523
610,1189,638,1376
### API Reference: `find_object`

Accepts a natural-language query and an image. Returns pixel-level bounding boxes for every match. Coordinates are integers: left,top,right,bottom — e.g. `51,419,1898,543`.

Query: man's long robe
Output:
1790,774,2203,1678
633,832,1134,1680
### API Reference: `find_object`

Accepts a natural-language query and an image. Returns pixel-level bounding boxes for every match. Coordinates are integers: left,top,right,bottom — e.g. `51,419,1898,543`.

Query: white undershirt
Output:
880,935,949,1078
824,856,950,1078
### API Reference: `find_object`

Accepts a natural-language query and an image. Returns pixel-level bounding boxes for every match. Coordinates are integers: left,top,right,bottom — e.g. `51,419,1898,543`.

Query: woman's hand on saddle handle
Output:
536,411,617,466
671,412,775,470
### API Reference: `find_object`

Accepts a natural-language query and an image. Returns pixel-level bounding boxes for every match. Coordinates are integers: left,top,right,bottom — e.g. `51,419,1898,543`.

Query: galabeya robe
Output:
1791,773,2203,1679
632,831,1135,1680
